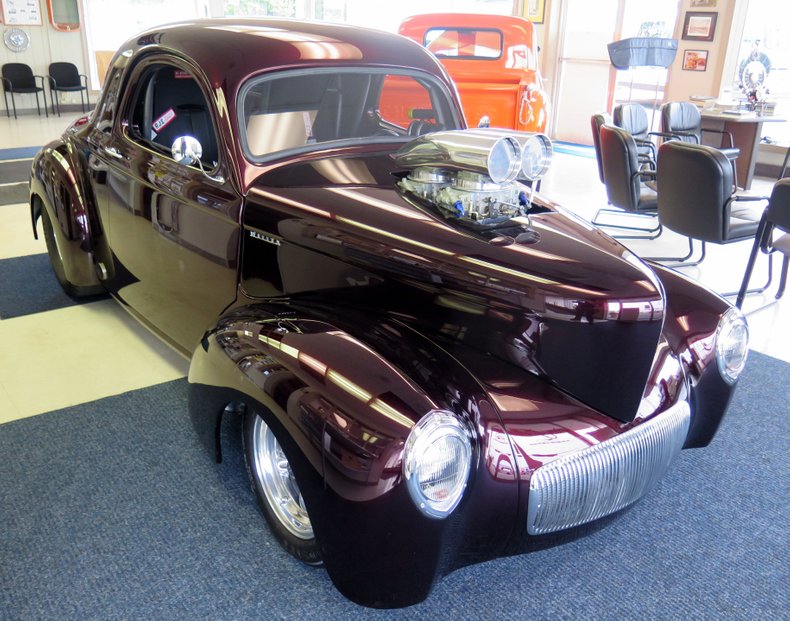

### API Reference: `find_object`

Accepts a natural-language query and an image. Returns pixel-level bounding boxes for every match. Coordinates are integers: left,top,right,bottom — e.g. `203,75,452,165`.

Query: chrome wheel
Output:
251,416,313,540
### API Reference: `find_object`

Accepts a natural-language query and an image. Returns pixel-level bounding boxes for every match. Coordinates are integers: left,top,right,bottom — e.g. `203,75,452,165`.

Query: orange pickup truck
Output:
399,13,549,133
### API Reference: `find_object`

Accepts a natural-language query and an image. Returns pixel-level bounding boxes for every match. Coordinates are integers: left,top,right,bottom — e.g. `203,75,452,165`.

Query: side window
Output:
378,75,439,133
94,68,122,132
128,64,218,168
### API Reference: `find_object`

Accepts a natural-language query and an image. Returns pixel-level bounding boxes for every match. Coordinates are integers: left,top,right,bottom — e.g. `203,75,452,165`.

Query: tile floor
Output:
0,112,786,427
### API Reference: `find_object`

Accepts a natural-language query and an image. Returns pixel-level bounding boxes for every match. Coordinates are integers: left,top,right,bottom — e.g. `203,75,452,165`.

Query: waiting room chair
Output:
48,62,90,116
594,124,660,236
736,177,790,309
590,112,610,184
654,140,765,266
1,63,48,119
660,101,739,183
613,103,659,168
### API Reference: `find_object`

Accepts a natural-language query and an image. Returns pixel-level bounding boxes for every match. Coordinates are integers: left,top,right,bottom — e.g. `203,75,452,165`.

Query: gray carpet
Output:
0,254,105,318
0,159,32,205
0,352,788,619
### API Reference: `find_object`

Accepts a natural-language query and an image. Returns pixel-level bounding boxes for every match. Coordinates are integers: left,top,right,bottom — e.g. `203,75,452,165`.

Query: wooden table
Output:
700,110,785,190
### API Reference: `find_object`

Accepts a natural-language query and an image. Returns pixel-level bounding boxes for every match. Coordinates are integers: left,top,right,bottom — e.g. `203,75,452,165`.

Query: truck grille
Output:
526,400,690,535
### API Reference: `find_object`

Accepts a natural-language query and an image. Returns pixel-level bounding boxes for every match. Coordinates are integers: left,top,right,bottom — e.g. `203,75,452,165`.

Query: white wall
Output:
0,20,84,113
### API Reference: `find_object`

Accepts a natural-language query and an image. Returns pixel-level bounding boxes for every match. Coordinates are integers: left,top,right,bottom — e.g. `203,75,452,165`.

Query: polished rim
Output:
251,416,313,540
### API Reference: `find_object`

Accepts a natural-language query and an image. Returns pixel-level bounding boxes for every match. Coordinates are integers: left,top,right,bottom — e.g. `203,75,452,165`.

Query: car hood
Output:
245,151,665,423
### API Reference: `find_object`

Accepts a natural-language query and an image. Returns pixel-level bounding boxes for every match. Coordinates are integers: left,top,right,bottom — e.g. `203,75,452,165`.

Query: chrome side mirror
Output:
171,135,203,166
478,115,491,128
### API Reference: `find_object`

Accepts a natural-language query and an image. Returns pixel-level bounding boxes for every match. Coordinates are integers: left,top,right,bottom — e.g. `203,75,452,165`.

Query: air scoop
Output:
395,129,552,233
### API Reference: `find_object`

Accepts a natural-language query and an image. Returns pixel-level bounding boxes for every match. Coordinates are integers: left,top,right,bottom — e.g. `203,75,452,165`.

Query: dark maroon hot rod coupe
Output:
30,20,748,608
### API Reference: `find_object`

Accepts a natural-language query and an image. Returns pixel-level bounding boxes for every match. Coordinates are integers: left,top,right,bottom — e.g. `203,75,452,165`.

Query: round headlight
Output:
403,410,472,519
487,137,521,184
715,307,749,384
520,134,553,181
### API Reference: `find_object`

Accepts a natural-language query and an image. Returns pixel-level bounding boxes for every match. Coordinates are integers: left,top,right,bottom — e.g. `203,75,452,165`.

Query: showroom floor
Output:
0,110,787,428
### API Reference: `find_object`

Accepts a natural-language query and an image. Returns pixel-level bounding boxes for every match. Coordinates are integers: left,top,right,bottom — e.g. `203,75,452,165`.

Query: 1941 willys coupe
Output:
30,19,748,608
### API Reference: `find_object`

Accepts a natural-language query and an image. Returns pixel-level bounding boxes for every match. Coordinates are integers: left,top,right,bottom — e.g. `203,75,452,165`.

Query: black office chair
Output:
1,63,48,119
737,178,790,309
654,140,765,266
593,124,660,236
590,112,610,184
48,62,90,116
661,101,739,183
613,103,657,168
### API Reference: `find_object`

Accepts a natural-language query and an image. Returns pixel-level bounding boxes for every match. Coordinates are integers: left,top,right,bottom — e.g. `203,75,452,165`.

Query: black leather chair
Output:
590,112,610,184
613,103,657,167
654,140,765,265
1,63,48,119
737,178,790,309
661,101,739,182
48,62,90,116
594,124,660,235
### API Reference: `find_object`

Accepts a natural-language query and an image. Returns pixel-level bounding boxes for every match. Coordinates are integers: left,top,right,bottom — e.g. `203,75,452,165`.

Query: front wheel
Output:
243,411,322,565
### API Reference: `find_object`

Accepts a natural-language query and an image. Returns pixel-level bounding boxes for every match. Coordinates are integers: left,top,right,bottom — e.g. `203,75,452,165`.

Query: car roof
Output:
121,19,453,94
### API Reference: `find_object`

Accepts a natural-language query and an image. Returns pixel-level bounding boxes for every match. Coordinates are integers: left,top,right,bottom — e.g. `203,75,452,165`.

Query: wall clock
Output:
3,27,30,52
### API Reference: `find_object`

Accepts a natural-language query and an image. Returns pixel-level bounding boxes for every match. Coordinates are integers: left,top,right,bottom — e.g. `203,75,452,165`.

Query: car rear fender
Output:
29,141,108,290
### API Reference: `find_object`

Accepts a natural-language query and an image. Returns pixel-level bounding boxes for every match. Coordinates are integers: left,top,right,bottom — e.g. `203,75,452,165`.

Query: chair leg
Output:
780,147,790,180
85,88,90,111
35,91,41,116
776,255,789,299
592,208,662,238
79,89,86,113
42,89,48,118
2,90,9,118
10,91,17,119
54,90,61,116
736,235,763,308
644,238,705,267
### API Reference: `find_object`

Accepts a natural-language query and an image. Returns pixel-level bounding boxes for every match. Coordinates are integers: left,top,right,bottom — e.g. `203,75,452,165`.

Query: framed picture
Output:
682,50,708,72
1,0,43,26
524,0,546,24
682,12,717,41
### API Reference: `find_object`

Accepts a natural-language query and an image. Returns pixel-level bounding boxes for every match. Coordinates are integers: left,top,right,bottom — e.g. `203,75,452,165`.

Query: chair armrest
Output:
34,75,46,89
648,131,679,141
634,138,657,158
701,127,735,149
80,74,88,89
48,76,57,89
732,194,769,202
0,76,11,90
631,169,657,183
663,130,699,143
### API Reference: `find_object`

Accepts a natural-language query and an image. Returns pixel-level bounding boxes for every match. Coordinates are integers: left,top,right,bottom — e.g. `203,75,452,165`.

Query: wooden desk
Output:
700,111,785,190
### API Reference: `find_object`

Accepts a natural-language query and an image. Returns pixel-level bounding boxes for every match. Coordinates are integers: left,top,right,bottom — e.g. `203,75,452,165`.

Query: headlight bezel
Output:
715,306,749,384
402,410,473,519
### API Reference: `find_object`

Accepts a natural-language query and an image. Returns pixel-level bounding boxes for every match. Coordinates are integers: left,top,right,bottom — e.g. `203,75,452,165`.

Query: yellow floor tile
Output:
0,381,22,425
0,299,189,423
0,202,46,259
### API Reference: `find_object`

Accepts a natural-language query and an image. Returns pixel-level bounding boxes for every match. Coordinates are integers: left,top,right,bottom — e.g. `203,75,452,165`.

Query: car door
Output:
100,59,241,354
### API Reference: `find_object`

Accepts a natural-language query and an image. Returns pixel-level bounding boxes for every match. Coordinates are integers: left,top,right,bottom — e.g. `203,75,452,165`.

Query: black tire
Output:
242,410,322,566
40,207,96,297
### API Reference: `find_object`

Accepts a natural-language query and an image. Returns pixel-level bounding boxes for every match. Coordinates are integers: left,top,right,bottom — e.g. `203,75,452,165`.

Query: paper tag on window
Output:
173,70,191,79
303,111,314,142
153,108,176,135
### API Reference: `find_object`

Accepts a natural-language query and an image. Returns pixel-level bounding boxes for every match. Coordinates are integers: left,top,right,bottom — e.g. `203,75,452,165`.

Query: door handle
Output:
105,146,124,159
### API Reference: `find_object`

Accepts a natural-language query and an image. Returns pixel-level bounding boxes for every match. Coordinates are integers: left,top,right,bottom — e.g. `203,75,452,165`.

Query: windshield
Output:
239,68,461,161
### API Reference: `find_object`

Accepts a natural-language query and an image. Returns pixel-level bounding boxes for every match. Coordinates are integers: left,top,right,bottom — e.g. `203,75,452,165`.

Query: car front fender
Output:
187,296,521,607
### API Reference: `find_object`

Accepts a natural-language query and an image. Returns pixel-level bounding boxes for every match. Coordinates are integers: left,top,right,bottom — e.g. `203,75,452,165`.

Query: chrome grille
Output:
526,400,690,535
